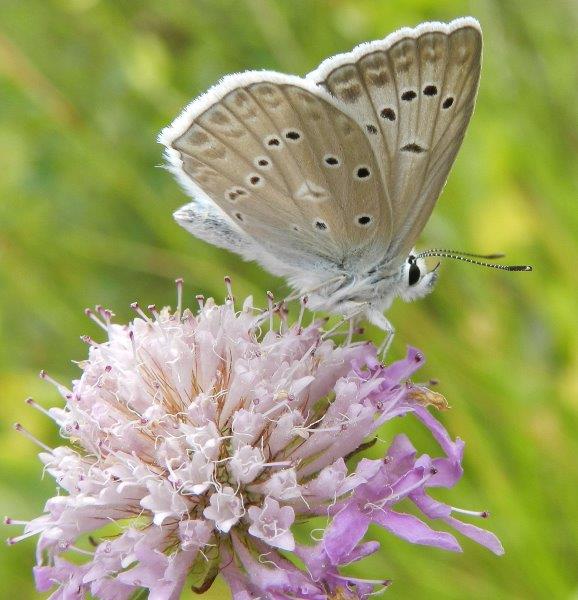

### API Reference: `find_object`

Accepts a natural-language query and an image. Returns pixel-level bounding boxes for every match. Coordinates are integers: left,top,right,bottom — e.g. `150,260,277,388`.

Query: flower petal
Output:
444,516,505,555
372,510,462,552
323,503,371,564
414,406,464,462
384,346,425,381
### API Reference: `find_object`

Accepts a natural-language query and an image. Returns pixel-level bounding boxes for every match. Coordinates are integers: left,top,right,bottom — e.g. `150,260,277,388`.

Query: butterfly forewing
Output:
310,18,482,264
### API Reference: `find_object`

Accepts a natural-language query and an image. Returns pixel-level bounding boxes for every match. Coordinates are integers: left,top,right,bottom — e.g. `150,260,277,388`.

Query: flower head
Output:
9,282,503,599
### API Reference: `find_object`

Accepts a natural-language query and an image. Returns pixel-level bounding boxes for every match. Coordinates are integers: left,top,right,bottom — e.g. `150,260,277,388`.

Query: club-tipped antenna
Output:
418,249,506,260
416,249,532,272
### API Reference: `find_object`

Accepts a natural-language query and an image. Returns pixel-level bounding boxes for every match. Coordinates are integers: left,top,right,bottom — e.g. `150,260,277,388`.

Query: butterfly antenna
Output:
419,249,506,259
416,250,532,272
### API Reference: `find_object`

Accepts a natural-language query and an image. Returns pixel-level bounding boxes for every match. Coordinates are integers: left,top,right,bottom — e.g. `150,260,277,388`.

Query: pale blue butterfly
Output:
160,17,530,349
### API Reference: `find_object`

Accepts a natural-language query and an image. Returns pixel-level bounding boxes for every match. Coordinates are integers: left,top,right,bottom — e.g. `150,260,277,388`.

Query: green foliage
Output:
0,1,576,598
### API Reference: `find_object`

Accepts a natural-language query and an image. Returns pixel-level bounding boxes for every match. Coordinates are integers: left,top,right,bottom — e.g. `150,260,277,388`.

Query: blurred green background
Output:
0,0,576,598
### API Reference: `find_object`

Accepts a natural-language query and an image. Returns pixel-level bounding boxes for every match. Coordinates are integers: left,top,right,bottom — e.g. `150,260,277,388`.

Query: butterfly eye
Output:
408,262,421,286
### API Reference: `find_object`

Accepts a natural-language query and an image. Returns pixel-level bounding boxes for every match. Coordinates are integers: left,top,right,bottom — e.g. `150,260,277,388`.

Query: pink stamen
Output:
13,423,51,452
98,307,114,326
296,296,308,332
84,308,107,331
130,301,151,322
128,330,137,357
4,517,28,526
175,278,184,315
266,291,274,330
148,304,159,320
80,335,99,347
224,275,234,308
451,506,489,518
6,530,39,545
39,370,72,396
25,397,51,418
278,302,289,333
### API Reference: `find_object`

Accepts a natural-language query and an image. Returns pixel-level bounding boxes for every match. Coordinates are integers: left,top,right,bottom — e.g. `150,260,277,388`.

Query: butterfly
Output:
160,17,529,345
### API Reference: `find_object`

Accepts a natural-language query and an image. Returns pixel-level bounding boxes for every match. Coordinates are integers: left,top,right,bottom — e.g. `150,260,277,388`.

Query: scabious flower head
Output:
9,282,503,599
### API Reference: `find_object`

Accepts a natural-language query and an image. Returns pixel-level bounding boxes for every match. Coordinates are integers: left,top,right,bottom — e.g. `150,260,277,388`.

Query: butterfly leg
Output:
284,275,347,304
378,325,395,358
346,318,355,345
367,309,395,359
321,302,368,340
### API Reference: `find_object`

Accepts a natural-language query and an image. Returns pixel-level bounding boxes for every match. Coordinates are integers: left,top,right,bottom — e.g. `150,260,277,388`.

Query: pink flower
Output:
203,486,244,533
248,497,296,551
8,284,503,599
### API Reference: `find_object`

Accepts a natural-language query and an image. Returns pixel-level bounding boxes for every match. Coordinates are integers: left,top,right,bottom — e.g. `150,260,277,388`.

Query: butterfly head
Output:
398,252,439,302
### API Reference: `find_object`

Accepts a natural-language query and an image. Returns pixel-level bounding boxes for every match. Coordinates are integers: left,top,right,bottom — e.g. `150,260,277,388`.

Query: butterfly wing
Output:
309,17,482,265
160,74,393,279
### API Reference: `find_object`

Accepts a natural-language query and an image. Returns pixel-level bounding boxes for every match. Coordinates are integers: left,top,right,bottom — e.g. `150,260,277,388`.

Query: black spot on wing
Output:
380,108,396,121
401,143,427,154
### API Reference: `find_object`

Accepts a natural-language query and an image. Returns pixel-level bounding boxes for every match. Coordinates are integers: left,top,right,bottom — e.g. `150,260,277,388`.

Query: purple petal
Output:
89,577,136,600
410,489,452,519
414,406,464,462
34,558,89,596
344,540,380,564
323,503,371,564
296,542,381,599
428,456,463,487
232,532,319,596
162,549,198,600
386,434,417,473
387,466,430,499
354,458,383,482
295,543,329,580
384,346,425,381
33,566,58,593
372,510,462,552
220,547,256,600
358,462,428,503
444,516,505,555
